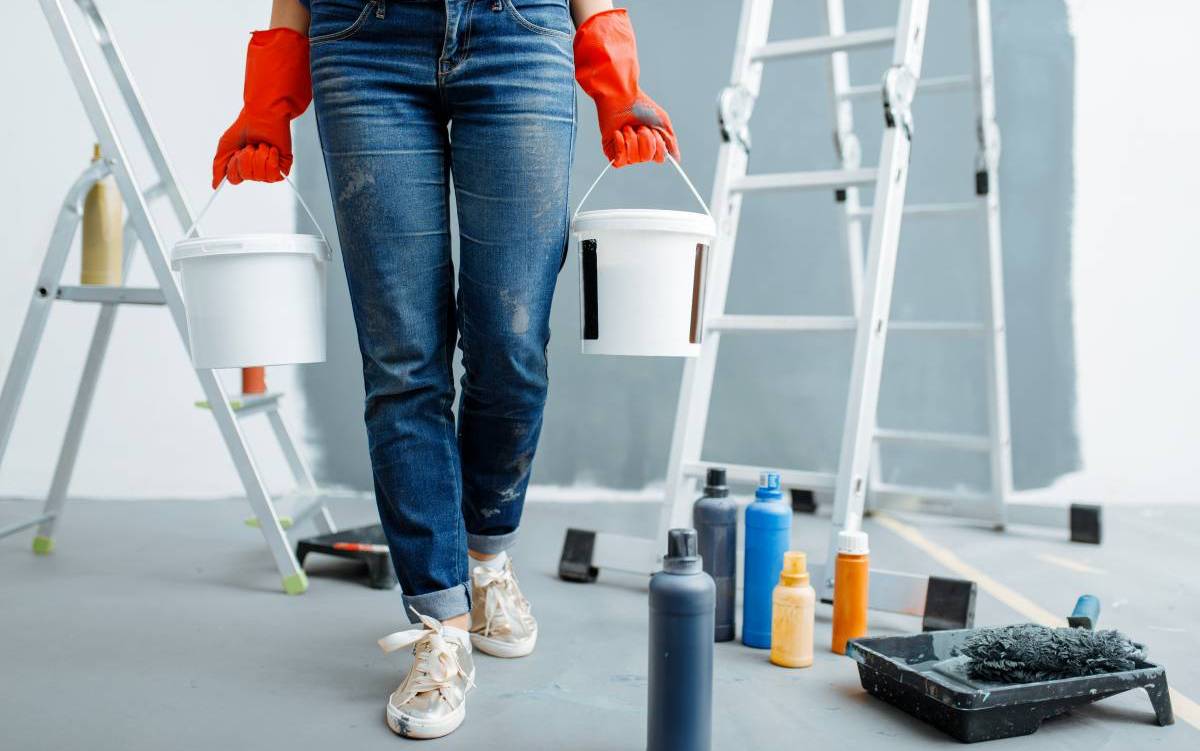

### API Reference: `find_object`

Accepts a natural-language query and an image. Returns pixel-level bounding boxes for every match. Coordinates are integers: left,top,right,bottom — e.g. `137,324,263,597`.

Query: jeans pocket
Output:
309,0,377,46
504,0,573,40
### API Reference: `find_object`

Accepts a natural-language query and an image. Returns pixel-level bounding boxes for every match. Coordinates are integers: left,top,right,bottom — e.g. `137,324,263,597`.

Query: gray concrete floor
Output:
1,496,1196,749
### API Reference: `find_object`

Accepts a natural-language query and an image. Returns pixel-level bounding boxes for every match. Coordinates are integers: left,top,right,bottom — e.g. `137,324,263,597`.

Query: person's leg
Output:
445,0,577,561
309,0,470,629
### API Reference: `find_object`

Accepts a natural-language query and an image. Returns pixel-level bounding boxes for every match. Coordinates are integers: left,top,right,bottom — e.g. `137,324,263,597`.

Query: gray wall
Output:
295,0,1078,494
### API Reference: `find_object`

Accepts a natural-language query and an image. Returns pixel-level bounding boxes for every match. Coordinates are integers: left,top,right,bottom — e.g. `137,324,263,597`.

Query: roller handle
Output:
1067,594,1100,630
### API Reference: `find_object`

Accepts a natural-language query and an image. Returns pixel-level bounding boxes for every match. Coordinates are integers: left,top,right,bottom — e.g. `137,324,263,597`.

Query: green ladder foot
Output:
32,536,54,555
282,571,309,595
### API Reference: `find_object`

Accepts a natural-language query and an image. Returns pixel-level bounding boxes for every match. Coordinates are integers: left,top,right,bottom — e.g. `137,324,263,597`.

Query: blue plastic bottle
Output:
742,471,791,648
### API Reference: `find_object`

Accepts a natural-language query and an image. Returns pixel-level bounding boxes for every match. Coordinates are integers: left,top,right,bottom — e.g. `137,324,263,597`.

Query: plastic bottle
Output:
770,551,815,668
692,467,736,642
648,528,714,751
742,471,790,649
81,144,123,286
831,529,870,655
242,366,267,395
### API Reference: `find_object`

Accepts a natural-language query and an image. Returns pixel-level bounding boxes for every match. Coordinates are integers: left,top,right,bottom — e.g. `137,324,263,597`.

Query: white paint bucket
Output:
171,178,330,369
572,156,716,357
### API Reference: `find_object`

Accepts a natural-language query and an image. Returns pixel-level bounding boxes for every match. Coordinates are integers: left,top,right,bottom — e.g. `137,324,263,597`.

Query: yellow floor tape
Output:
875,512,1200,733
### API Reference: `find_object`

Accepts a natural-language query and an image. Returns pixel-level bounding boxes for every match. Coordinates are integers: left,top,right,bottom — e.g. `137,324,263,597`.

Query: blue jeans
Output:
309,0,576,621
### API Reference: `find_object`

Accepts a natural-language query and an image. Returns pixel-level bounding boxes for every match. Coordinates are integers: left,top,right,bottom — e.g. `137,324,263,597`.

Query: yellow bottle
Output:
770,551,815,668
81,144,123,286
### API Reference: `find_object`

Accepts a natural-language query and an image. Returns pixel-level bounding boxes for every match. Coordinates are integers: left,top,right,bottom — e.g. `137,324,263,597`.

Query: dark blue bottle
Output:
742,472,791,648
693,467,736,642
648,528,714,751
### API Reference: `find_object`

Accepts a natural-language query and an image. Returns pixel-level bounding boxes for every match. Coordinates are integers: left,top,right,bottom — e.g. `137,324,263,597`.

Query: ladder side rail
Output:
821,0,929,598
968,0,1013,526
75,0,195,229
39,0,306,589
824,0,886,508
35,217,141,542
0,161,109,472
658,0,776,538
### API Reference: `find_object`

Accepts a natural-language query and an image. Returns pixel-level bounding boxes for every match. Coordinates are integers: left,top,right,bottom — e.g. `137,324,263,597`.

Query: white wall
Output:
1050,0,1200,504
0,1,301,499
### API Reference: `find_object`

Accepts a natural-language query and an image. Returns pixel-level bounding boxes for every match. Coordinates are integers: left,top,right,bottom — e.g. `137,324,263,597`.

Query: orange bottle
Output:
242,366,267,395
770,551,815,668
831,529,869,655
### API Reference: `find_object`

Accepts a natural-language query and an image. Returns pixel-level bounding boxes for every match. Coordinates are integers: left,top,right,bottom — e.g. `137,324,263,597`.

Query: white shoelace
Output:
378,610,474,705
474,562,534,640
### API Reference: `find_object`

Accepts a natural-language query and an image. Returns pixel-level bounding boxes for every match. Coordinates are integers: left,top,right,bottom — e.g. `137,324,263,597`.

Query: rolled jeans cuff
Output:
401,581,472,623
467,529,519,555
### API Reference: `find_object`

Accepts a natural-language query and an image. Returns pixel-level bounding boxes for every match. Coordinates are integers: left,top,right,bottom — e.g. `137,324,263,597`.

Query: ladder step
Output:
194,392,283,417
732,168,877,193
871,483,991,505
849,202,979,219
706,316,985,335
889,321,987,334
752,27,895,61
54,286,165,306
842,74,973,100
874,428,991,452
707,315,856,332
684,461,836,491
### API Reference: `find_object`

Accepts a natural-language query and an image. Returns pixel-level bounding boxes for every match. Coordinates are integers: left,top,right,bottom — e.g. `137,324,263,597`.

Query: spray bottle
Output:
770,551,815,668
831,529,870,654
693,467,736,642
648,528,714,751
81,144,122,286
742,471,790,649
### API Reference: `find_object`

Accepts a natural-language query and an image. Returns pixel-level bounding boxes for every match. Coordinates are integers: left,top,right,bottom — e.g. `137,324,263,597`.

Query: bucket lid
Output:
571,209,716,238
171,233,329,269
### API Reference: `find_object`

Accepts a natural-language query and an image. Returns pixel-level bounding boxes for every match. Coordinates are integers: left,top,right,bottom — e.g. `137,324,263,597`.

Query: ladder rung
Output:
684,462,836,491
871,482,991,505
874,428,991,452
842,74,973,100
707,316,984,335
752,27,896,61
55,286,165,306
889,321,987,334
707,315,857,332
194,392,283,417
849,202,979,219
733,168,877,193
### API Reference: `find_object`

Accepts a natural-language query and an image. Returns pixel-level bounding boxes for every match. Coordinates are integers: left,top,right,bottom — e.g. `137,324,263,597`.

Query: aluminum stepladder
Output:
560,0,983,627
830,0,1099,544
561,0,1100,621
0,0,337,594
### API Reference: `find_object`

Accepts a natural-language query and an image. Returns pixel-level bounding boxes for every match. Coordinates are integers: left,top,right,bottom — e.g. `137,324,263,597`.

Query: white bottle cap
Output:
837,529,869,555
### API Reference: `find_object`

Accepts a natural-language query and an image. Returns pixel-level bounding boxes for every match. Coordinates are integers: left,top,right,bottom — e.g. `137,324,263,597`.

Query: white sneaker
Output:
469,556,538,658
378,611,476,740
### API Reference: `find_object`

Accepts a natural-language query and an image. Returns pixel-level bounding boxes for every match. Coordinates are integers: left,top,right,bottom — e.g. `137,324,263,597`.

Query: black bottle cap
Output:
663,528,702,574
704,467,729,497
667,528,698,559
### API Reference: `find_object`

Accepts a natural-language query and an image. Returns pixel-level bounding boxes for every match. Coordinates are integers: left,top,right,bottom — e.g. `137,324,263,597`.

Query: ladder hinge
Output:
881,65,918,140
974,118,1001,195
717,85,755,153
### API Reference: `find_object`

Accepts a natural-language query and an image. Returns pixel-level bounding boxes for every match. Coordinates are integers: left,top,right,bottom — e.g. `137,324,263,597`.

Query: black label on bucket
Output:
582,239,599,340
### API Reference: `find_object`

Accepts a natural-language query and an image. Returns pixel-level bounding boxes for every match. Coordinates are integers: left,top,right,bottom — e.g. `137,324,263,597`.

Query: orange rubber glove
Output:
212,28,312,188
574,9,680,168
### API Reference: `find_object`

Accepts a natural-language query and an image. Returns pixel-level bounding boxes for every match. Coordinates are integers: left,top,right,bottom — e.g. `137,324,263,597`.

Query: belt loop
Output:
376,0,386,20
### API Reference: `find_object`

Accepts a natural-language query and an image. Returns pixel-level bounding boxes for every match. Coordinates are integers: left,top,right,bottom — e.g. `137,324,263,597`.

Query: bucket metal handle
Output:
183,175,332,259
572,154,712,222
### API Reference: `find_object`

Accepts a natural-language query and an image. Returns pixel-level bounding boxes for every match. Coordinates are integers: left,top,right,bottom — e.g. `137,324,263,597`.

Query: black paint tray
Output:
296,524,397,590
846,629,1174,743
